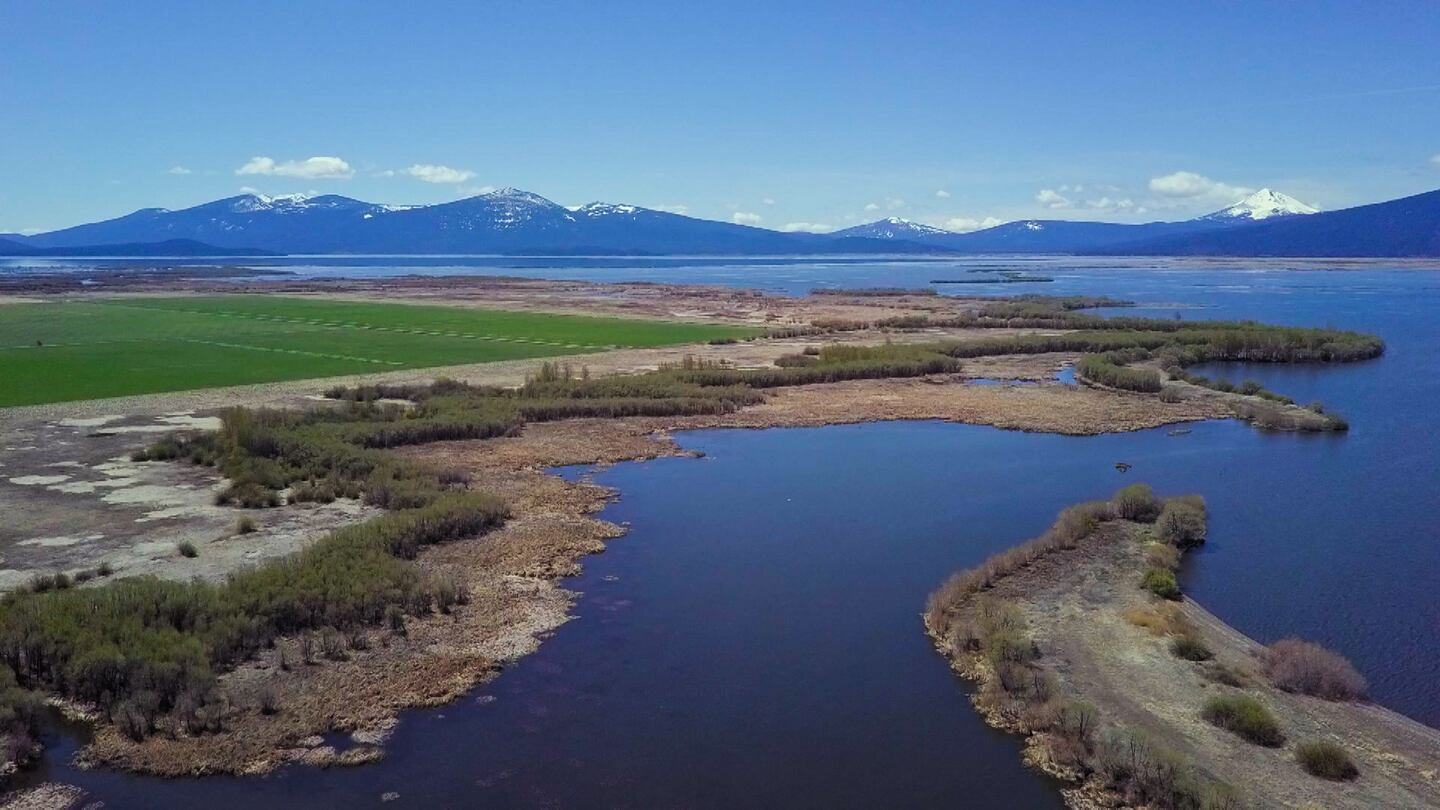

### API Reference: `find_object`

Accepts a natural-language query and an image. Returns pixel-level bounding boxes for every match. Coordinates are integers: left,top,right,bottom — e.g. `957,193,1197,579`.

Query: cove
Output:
18,410,1421,807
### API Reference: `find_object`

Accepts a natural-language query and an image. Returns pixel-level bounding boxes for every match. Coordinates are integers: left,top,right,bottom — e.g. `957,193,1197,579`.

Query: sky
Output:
3,1,1440,235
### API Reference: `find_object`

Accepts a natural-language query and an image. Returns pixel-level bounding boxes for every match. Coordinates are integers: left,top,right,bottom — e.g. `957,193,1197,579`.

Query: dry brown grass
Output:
1122,603,1187,636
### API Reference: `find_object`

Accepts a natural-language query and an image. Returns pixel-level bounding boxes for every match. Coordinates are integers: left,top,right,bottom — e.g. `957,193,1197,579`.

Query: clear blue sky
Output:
3,1,1439,234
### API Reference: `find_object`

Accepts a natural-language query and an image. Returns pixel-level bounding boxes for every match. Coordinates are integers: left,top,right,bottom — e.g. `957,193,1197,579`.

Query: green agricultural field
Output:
0,295,759,407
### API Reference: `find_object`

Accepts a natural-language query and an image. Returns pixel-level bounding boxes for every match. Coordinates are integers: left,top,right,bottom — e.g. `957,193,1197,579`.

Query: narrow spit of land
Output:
925,489,1440,809
0,279,1392,805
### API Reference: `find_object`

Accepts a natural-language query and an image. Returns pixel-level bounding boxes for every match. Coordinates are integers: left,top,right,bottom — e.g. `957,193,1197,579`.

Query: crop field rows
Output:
0,295,757,407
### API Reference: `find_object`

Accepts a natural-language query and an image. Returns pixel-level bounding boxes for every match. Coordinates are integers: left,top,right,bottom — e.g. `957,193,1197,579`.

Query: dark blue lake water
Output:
10,259,1439,807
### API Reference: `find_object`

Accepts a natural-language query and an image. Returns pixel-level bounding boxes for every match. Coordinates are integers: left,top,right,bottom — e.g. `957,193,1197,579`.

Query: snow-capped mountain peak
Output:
231,193,312,212
1202,189,1318,222
483,187,562,208
832,217,955,240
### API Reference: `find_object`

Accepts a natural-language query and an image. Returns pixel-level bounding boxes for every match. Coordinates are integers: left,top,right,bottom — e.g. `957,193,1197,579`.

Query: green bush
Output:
1113,484,1163,522
1142,568,1181,600
177,541,199,558
1202,694,1285,747
1076,353,1163,392
1295,740,1358,781
236,516,258,535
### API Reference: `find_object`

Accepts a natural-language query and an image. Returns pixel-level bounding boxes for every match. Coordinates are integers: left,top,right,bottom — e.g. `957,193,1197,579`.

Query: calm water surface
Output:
10,260,1439,807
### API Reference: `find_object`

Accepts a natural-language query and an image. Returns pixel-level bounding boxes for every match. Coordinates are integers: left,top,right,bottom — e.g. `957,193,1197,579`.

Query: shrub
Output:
1095,729,1241,809
1295,740,1358,781
429,573,469,614
177,541,199,558
385,605,406,636
1141,568,1180,600
1155,499,1206,547
97,561,114,577
1202,694,1285,747
236,516,258,535
1145,542,1180,570
27,574,57,594
320,628,347,661
257,683,280,715
1170,634,1213,662
1113,484,1162,522
1076,354,1163,393
1261,638,1367,701
1201,662,1248,688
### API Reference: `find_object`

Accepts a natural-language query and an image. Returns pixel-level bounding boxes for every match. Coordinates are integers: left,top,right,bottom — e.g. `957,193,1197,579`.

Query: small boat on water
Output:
1168,428,1193,436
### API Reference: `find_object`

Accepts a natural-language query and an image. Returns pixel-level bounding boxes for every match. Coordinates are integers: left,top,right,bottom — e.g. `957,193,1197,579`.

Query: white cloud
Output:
236,155,355,180
779,222,833,233
1035,188,1071,209
762,197,777,206
1431,153,1440,167
167,165,192,175
238,186,262,195
935,216,1002,233
654,204,689,215
1085,197,1136,212
731,211,763,225
935,190,951,198
1057,184,1084,193
401,164,476,184
886,197,906,210
456,184,497,197
1147,171,1252,201
863,202,880,212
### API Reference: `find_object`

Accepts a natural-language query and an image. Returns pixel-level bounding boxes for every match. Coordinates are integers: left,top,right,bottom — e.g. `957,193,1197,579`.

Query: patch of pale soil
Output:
0,413,380,590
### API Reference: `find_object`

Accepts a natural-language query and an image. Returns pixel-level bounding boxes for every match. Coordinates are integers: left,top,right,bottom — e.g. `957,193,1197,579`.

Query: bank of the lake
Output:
2,263,1435,807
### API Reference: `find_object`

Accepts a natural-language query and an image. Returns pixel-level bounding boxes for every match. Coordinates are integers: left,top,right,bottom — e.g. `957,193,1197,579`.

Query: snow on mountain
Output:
445,187,574,230
831,217,955,240
574,202,641,217
1200,189,1319,222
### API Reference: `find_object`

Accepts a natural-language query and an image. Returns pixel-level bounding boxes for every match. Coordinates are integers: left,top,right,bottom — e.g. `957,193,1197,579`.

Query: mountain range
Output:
4,187,1437,258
